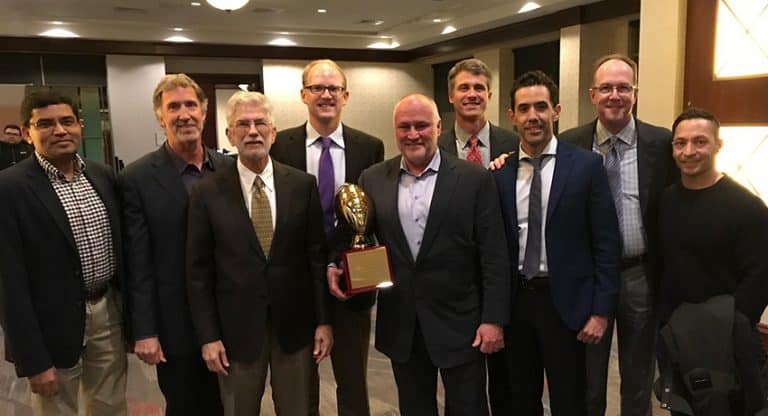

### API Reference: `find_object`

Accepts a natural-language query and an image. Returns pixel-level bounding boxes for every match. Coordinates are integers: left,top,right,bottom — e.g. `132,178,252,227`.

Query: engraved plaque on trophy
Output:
335,183,394,295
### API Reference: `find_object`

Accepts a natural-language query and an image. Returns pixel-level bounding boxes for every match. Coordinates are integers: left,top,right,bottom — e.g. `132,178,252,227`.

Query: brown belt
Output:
621,255,644,270
519,275,549,291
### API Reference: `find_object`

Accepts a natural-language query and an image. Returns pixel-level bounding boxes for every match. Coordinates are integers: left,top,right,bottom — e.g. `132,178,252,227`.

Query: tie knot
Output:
469,135,479,147
320,136,332,150
524,155,544,169
253,175,265,190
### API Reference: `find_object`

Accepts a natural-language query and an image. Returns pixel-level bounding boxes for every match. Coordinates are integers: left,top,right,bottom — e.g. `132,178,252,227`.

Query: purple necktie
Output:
317,137,335,238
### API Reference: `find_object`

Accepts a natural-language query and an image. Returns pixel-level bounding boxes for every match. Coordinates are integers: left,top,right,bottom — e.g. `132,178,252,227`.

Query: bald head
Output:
393,94,442,174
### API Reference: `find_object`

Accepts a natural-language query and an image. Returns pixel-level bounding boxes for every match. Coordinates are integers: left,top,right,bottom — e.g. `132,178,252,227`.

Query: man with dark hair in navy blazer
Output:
493,70,621,415
270,59,384,416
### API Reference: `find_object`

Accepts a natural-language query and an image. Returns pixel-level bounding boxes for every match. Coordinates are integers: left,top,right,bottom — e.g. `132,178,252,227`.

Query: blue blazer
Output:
494,140,621,330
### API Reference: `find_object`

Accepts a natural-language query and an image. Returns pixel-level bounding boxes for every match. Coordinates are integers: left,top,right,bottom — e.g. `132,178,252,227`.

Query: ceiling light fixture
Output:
206,0,249,11
431,18,448,23
518,2,540,13
51,21,64,25
269,37,296,46
238,84,249,91
317,8,327,13
164,35,193,42
190,1,201,5
441,25,456,34
173,27,184,32
367,41,399,49
39,28,79,38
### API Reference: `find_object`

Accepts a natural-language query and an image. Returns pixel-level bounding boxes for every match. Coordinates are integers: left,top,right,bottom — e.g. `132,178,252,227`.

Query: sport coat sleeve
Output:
119,173,158,341
185,183,222,345
475,169,512,325
587,157,622,316
0,186,51,376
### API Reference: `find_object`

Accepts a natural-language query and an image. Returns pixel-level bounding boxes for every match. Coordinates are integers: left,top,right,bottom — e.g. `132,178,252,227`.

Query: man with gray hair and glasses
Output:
187,91,332,415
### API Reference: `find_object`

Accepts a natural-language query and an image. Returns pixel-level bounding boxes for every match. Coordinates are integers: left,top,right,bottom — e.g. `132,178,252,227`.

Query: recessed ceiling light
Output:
39,28,79,38
164,35,193,42
317,8,327,13
431,18,448,23
238,84,249,91
441,25,456,34
367,41,399,49
190,1,201,5
51,21,64,25
518,2,540,13
269,37,296,46
173,27,184,32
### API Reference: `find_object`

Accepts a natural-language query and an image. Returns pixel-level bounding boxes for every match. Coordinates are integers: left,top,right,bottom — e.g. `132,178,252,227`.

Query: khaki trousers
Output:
218,323,315,416
30,287,127,416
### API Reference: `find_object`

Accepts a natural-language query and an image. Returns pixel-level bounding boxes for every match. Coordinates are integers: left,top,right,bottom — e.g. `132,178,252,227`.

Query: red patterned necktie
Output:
466,135,483,166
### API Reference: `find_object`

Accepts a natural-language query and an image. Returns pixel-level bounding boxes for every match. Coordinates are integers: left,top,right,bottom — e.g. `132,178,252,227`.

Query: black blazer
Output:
438,123,519,162
558,118,677,290
0,157,125,377
271,123,384,311
494,142,622,330
359,151,510,368
119,145,233,356
186,161,329,362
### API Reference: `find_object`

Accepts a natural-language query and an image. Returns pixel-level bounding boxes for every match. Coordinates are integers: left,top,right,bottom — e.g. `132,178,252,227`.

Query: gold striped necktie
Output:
251,176,273,257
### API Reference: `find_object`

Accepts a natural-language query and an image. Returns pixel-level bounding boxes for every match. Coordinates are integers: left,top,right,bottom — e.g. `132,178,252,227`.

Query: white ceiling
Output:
0,0,601,50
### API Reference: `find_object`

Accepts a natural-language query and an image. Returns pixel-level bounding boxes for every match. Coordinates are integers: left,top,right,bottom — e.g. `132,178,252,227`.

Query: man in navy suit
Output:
493,70,621,415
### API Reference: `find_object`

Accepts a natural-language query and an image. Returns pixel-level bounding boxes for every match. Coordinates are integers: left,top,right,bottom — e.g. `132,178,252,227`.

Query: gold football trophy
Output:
335,184,394,295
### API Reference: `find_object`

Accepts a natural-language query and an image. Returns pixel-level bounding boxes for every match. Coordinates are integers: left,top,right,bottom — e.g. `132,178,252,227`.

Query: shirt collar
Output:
237,156,274,192
595,117,637,147
519,136,558,161
306,123,345,149
35,151,85,182
165,142,215,174
454,121,491,149
400,150,441,178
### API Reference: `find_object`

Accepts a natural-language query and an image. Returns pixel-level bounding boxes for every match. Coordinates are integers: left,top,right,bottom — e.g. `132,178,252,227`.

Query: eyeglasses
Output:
29,116,80,131
591,83,636,95
233,119,272,133
303,85,345,95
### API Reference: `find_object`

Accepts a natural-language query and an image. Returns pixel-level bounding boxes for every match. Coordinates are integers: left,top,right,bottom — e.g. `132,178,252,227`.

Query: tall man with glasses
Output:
121,74,230,415
493,71,620,415
271,59,384,416
187,91,332,415
0,90,127,415
557,54,678,416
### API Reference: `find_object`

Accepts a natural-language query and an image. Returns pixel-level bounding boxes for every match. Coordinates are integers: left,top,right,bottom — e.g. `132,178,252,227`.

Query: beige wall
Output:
262,60,433,158
637,0,687,129
0,85,26,131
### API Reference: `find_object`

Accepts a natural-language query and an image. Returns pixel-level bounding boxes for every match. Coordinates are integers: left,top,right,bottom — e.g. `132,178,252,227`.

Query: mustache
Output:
174,120,199,127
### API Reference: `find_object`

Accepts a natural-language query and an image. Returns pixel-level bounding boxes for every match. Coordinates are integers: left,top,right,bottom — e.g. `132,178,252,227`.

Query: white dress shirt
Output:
516,137,558,274
237,157,276,230
305,123,346,193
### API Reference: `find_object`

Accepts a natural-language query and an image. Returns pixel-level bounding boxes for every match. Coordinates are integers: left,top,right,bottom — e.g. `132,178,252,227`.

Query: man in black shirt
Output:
0,124,34,170
658,108,768,411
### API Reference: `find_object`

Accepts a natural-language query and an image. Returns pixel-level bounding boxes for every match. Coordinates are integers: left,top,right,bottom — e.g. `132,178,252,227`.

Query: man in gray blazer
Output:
557,54,678,416
338,94,509,415
438,58,518,168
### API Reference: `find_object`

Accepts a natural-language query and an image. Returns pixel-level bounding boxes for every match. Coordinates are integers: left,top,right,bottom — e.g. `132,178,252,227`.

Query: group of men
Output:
0,53,765,416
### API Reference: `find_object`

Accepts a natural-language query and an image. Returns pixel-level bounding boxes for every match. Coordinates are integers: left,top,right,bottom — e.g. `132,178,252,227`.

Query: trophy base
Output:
341,245,394,295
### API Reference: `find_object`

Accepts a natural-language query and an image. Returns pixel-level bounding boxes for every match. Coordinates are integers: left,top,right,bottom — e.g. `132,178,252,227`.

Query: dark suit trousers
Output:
390,323,488,416
500,284,587,416
157,354,223,416
309,301,373,415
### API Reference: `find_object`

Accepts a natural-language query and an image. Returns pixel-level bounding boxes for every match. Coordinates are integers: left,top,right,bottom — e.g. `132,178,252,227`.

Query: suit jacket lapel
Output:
489,124,500,157
270,162,293,260
222,163,264,258
438,130,459,157
288,124,308,171
150,147,189,208
416,152,458,264
635,119,654,216
84,167,121,247
547,144,574,222
26,162,77,252
342,125,359,183
380,158,413,266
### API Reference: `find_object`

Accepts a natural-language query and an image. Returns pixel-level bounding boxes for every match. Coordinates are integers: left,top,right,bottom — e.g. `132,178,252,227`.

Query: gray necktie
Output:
604,137,623,224
521,156,544,280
